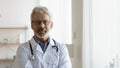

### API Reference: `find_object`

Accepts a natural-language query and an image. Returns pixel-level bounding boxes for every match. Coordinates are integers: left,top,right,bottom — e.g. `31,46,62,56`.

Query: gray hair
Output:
31,6,52,21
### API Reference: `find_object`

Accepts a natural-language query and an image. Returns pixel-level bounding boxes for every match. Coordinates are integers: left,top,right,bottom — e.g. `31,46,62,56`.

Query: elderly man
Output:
15,6,72,68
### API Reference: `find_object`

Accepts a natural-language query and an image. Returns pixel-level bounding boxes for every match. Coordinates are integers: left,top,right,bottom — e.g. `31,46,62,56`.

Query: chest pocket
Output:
45,48,59,65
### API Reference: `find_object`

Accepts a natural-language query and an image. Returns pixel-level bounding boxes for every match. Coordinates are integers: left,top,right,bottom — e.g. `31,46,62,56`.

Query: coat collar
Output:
29,37,55,54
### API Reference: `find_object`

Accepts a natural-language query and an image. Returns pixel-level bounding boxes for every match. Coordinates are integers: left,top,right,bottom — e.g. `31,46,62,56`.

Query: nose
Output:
39,22,45,28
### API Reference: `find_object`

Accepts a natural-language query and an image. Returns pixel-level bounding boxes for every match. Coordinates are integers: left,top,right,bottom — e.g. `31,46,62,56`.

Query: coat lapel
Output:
30,38,44,54
45,37,55,54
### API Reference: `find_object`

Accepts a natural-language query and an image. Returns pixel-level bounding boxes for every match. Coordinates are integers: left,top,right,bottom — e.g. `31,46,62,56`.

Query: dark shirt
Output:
34,37,50,53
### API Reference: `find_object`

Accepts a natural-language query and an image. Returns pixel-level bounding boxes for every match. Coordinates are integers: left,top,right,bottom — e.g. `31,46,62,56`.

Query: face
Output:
31,12,53,39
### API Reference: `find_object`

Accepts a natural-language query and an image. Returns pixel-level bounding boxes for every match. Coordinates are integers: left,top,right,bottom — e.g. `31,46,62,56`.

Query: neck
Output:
34,35,49,44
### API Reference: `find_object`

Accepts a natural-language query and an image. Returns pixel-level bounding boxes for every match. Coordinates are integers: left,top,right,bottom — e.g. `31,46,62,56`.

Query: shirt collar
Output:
30,36,55,48
33,37,50,46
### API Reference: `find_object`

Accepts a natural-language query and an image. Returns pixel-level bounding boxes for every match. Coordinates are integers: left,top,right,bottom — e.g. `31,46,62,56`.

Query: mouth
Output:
37,28,44,32
35,28,48,38
37,28,46,35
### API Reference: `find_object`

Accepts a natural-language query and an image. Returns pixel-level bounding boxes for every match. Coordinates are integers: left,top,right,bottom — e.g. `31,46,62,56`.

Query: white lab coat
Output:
14,37,72,68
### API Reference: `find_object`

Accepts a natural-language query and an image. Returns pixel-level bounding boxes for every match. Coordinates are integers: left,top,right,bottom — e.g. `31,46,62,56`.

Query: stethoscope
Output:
29,39,58,61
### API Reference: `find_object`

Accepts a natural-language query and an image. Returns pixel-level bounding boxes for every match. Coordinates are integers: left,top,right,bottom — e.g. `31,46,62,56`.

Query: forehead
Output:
32,12,50,20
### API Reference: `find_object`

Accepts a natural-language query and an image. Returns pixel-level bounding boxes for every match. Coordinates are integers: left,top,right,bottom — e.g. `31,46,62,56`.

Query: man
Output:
15,6,72,68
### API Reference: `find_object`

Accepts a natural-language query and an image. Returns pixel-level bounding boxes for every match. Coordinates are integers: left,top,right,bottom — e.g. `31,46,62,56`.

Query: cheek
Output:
32,25,37,32
47,26,52,31
31,23,35,30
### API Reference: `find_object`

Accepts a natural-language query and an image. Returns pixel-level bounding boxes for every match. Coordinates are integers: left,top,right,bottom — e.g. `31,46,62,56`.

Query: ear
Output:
50,21,53,29
31,23,34,30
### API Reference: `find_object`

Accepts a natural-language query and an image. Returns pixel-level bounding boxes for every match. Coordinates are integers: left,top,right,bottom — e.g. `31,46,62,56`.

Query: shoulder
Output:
17,41,30,53
18,42,29,49
52,39,67,50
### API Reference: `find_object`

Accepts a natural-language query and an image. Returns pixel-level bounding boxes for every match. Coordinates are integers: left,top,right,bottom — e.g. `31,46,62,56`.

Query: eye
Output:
32,20,50,25
43,20,49,24
32,21,41,25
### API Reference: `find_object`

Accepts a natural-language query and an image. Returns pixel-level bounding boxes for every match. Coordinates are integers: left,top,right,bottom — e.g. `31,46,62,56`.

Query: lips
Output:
37,28,46,33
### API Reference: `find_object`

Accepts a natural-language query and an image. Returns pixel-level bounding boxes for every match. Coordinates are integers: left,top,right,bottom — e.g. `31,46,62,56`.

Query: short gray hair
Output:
31,6,52,21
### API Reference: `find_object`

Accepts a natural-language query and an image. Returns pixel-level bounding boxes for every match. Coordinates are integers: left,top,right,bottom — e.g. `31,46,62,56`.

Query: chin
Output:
36,34,46,38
